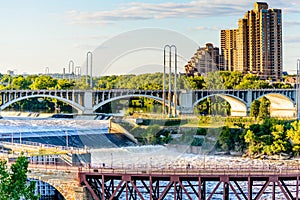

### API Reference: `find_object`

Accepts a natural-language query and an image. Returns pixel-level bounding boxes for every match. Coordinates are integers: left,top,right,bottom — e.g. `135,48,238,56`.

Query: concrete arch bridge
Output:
0,89,298,117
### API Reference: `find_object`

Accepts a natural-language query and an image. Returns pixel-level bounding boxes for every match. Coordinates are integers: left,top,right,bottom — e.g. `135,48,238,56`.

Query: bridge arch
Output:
0,94,85,114
193,94,247,117
27,174,75,200
254,93,295,117
93,94,180,113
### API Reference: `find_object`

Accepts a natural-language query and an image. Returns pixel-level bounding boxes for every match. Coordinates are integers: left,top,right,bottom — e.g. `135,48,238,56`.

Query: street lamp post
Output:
68,60,74,82
168,48,172,118
86,52,93,88
174,47,178,117
163,45,178,117
75,66,81,82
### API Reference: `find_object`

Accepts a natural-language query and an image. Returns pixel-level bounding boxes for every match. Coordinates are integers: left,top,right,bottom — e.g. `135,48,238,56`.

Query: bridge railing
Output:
27,160,300,177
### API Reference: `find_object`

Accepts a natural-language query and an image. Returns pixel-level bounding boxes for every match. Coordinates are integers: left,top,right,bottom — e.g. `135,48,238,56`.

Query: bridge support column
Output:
179,90,194,114
83,91,94,115
74,186,92,200
246,90,252,116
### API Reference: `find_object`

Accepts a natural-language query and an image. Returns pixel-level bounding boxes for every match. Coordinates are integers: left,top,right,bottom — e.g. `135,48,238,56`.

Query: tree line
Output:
0,71,293,114
0,71,292,91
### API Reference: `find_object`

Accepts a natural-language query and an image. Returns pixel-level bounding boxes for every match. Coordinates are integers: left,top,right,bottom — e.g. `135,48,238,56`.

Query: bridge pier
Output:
83,92,94,115
179,90,194,114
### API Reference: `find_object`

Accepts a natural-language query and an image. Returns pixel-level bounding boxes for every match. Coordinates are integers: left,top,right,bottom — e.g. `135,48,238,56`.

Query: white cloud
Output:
66,0,300,25
192,26,221,31
284,36,300,43
73,43,98,50
66,0,257,25
285,21,300,27
67,35,111,41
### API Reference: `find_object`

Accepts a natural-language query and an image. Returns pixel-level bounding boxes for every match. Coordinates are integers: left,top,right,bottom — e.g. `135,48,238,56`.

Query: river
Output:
0,115,296,199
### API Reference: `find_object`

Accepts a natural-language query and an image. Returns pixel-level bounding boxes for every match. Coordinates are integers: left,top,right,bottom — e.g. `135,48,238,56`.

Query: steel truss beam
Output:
79,173,300,200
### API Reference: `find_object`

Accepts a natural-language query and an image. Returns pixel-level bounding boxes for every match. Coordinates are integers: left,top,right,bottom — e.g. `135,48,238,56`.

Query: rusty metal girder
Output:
79,172,300,200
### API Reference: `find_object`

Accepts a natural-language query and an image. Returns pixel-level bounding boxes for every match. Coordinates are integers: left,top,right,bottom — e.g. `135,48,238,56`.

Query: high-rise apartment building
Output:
220,29,237,71
220,2,282,81
185,43,220,76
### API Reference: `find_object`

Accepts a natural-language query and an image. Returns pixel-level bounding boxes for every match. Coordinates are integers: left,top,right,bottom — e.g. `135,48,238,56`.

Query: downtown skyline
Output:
0,0,300,76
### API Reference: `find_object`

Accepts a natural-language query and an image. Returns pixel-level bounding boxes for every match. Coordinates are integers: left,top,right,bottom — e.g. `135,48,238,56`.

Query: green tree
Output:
272,82,293,89
287,121,300,156
235,74,271,89
250,100,260,119
30,75,57,90
220,71,243,89
56,79,75,90
258,97,270,119
96,75,119,89
0,74,12,89
11,75,32,90
0,156,39,200
204,71,225,89
217,126,234,152
74,79,90,90
269,124,290,155
184,76,206,89
244,130,260,156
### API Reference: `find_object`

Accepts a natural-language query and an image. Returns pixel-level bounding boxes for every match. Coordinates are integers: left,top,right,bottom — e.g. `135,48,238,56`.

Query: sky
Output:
0,0,300,76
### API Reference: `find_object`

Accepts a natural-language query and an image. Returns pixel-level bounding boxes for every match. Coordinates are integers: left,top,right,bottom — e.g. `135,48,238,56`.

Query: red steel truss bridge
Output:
79,164,300,200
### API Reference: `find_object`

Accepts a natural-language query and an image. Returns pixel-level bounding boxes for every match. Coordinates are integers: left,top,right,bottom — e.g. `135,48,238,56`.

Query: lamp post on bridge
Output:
163,45,178,118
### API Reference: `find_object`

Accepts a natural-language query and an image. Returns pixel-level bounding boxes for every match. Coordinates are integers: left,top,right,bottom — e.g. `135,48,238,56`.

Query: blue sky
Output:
0,0,300,75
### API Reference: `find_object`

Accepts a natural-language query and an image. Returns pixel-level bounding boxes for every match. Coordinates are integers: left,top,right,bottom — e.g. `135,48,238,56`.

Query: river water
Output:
0,116,295,199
